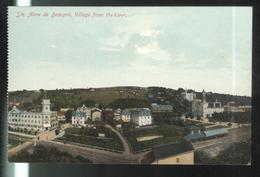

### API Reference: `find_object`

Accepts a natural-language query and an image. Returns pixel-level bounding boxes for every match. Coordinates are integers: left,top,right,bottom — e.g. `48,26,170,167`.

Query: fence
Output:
54,139,124,153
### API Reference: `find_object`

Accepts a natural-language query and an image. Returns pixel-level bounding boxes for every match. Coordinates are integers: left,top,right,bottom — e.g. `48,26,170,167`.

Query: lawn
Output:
122,123,185,153
56,126,123,151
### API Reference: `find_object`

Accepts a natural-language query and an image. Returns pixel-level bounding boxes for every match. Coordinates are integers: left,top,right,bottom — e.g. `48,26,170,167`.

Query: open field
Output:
56,126,124,151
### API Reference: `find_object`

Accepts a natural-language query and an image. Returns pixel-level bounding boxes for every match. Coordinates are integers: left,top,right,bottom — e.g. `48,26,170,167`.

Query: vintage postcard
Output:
7,7,252,164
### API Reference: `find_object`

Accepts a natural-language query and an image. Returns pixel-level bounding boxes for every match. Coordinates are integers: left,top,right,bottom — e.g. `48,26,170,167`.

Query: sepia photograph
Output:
7,6,252,165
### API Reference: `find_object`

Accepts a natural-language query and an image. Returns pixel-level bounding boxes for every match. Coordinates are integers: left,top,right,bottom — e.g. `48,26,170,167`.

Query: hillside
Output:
8,87,251,114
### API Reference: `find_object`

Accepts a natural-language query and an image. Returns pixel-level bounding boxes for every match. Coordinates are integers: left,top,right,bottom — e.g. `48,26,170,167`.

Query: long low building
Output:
8,99,58,132
140,141,194,164
184,125,228,142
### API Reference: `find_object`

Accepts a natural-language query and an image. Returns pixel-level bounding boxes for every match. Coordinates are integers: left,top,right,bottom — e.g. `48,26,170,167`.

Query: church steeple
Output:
202,89,206,102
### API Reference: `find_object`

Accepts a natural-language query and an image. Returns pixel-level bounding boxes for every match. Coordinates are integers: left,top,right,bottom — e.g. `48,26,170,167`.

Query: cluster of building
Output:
71,104,102,126
8,99,58,132
182,89,251,118
71,104,153,127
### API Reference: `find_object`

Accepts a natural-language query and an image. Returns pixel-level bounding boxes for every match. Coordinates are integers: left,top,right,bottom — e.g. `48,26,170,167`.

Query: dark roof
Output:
153,141,194,160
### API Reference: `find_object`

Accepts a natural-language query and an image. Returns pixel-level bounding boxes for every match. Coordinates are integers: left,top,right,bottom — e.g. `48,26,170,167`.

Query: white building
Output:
131,108,152,126
121,108,152,126
71,105,103,126
181,89,196,102
8,99,58,132
71,109,87,127
121,109,131,122
192,90,224,118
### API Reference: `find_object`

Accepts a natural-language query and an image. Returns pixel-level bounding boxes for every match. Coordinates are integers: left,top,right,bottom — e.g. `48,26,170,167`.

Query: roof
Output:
9,106,21,114
184,132,206,141
72,110,86,117
151,104,173,111
153,141,194,160
204,128,227,137
42,99,51,105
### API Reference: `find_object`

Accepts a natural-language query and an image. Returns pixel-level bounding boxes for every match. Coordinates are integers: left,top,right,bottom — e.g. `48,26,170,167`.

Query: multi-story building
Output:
121,108,152,126
71,109,87,126
121,109,131,122
71,105,102,126
192,90,224,117
8,99,58,132
181,89,196,102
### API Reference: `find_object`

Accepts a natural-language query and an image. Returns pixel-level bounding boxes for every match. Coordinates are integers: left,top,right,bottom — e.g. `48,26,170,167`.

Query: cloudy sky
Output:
8,7,252,96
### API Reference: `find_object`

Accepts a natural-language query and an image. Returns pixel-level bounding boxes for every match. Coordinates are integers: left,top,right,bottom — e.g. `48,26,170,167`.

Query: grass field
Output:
56,126,124,151
122,123,185,153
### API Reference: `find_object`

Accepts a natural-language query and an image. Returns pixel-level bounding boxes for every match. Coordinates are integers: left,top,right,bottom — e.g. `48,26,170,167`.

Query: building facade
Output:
192,90,224,118
121,108,152,126
181,89,196,102
8,99,58,132
71,105,103,126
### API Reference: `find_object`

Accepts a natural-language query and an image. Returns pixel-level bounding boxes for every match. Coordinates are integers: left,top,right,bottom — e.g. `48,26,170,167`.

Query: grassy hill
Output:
8,86,251,114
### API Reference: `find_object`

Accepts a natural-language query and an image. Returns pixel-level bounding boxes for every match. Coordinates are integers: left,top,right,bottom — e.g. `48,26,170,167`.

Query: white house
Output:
71,109,87,126
121,109,131,122
121,108,152,126
131,108,152,126
8,99,58,132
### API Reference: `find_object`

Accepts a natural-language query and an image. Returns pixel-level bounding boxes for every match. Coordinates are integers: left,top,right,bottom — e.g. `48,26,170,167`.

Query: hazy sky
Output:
8,7,252,96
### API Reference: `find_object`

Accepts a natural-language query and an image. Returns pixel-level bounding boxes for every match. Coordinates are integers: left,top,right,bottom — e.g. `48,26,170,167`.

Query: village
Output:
7,87,252,164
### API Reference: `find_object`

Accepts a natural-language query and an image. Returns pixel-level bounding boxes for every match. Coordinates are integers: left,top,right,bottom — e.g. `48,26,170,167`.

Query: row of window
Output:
9,124,43,128
10,119,42,123
9,114,50,119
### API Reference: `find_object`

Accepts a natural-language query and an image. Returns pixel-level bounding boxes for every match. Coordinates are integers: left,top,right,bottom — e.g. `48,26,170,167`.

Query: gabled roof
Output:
204,128,227,137
9,106,21,114
153,141,194,160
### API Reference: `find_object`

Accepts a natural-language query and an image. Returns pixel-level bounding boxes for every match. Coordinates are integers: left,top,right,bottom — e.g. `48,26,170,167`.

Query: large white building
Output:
192,90,224,118
8,99,58,132
121,108,152,126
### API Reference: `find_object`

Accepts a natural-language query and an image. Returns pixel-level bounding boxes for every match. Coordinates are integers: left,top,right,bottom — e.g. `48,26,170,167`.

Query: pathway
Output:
105,124,131,155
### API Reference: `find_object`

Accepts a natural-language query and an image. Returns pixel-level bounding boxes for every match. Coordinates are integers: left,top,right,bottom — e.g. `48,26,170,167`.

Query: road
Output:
105,124,131,155
192,126,251,156
37,140,138,164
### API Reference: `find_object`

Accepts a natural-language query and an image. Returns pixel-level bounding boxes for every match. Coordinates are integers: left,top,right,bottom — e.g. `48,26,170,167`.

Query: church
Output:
191,89,224,118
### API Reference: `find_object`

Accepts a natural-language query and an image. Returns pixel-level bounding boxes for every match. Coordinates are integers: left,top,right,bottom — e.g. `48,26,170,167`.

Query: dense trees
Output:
210,112,251,123
108,98,150,109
